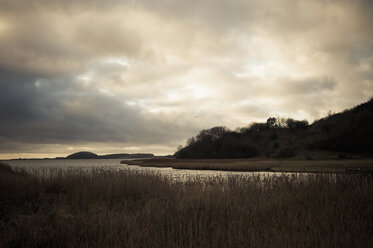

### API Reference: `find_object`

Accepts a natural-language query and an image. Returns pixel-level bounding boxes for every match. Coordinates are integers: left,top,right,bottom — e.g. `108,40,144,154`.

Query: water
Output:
3,159,288,180
5,159,126,171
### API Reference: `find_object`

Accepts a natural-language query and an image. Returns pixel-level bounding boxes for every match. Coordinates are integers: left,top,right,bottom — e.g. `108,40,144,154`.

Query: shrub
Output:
0,162,12,173
277,147,295,158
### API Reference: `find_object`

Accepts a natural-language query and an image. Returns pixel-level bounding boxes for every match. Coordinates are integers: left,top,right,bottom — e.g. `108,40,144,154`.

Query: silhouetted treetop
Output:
197,126,229,141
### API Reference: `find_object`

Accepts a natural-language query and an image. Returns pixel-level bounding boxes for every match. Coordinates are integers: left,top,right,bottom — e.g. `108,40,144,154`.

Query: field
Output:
1,162,372,247
122,158,373,173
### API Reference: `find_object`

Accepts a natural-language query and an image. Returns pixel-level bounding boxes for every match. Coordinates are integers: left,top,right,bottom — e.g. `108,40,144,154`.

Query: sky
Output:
0,0,372,159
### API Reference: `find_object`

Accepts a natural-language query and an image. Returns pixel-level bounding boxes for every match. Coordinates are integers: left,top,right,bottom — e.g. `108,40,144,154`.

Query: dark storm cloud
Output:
0,70,197,152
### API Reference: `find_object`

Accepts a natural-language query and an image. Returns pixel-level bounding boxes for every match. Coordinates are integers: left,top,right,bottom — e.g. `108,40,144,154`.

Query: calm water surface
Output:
4,159,303,180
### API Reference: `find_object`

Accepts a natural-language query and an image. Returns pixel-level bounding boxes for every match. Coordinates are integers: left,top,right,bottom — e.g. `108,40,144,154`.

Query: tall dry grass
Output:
0,162,372,247
122,158,373,173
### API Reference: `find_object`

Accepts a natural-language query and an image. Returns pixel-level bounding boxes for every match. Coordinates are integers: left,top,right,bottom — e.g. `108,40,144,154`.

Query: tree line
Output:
175,117,309,159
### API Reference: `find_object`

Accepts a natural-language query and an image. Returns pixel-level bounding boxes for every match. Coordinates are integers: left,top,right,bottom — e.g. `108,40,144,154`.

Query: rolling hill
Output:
175,98,373,159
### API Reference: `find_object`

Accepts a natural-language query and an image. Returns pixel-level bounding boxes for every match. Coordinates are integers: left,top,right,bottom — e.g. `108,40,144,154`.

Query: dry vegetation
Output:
122,158,279,171
122,158,373,173
1,162,372,247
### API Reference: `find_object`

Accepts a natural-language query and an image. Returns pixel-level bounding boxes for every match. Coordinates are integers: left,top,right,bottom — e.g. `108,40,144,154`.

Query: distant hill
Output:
175,98,373,159
99,153,154,159
309,99,373,154
66,151,99,159
66,152,155,159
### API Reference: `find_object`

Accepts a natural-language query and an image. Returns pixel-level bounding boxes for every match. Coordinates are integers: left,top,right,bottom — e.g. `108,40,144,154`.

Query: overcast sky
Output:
0,0,372,158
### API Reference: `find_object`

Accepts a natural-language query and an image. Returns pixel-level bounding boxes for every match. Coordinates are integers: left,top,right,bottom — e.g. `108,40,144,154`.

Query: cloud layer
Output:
0,0,372,158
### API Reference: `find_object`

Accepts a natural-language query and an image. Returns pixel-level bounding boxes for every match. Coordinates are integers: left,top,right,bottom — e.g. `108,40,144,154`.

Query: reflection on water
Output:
4,159,306,180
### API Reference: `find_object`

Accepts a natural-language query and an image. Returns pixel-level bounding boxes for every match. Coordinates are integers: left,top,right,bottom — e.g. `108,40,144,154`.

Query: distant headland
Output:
9,152,159,160
64,151,156,159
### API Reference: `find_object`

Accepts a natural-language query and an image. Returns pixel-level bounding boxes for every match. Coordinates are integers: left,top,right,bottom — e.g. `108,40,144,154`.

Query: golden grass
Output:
1,163,372,247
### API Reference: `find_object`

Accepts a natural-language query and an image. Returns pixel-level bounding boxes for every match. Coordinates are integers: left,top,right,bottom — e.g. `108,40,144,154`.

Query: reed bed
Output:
0,162,372,247
122,158,373,173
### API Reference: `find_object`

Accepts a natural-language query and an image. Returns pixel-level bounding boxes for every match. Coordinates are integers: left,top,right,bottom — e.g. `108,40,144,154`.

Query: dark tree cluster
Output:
175,117,309,159
175,127,258,159
237,117,308,133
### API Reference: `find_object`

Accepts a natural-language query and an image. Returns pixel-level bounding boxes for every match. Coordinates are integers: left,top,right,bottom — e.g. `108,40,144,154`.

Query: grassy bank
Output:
1,162,372,247
121,158,373,173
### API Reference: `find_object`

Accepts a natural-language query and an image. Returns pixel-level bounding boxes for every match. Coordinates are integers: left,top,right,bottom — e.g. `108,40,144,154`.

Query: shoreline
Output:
121,158,373,174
